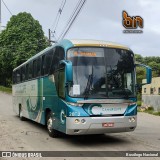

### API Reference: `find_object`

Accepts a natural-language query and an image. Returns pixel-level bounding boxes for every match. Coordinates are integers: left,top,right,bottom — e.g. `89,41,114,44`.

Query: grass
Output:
0,86,12,94
138,106,160,116
152,112,160,116
145,110,160,116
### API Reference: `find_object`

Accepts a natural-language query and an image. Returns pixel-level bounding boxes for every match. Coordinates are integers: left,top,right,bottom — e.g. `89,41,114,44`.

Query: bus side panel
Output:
42,75,67,134
42,76,60,128
29,79,44,123
13,79,44,123
13,83,28,117
12,85,19,115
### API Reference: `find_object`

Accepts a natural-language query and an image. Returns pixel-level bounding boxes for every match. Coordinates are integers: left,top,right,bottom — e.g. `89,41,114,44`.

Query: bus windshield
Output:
67,47,135,99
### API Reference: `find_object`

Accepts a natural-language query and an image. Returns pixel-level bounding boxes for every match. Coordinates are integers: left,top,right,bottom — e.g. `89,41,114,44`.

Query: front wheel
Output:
47,112,61,138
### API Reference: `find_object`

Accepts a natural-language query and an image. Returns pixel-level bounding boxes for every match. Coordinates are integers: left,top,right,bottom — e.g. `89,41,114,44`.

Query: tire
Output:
47,111,61,138
19,107,25,121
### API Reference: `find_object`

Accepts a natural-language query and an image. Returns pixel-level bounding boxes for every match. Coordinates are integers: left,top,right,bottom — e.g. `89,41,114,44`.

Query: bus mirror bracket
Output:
60,60,73,82
135,63,152,86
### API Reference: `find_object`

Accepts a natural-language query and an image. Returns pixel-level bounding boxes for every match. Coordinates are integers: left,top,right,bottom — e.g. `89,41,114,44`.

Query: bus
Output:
12,39,152,137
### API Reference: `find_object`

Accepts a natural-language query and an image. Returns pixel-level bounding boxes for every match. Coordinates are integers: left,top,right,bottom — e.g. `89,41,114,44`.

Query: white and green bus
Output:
13,39,152,137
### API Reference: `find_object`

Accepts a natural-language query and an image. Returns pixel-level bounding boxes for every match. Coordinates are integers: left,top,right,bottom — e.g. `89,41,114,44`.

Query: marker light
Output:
81,119,86,123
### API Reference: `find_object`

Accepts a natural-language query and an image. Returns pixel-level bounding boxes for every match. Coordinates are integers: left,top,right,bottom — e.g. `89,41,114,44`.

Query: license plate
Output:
102,122,114,127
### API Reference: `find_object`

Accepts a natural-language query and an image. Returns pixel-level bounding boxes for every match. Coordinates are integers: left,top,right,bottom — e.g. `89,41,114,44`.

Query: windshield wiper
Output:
84,66,93,99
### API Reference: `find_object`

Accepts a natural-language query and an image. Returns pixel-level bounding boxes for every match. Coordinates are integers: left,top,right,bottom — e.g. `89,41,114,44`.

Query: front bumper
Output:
66,116,137,135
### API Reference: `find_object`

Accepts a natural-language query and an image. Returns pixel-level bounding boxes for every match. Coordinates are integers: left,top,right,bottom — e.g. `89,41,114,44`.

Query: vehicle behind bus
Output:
12,39,152,137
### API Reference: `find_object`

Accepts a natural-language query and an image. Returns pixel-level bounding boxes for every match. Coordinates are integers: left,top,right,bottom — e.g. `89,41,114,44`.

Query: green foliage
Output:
147,106,154,111
144,107,160,116
153,112,160,116
137,93,141,101
0,86,12,94
135,54,160,84
137,101,142,106
0,12,49,86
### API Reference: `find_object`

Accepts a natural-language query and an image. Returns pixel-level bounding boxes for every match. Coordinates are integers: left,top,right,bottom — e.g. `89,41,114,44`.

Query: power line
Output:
51,0,66,34
49,0,67,43
58,0,86,41
2,0,12,16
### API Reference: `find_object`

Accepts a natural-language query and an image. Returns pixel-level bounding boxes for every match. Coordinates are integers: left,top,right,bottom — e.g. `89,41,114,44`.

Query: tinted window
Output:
33,58,41,78
33,60,37,78
44,51,53,75
51,47,65,73
21,66,25,81
28,62,33,79
41,55,45,76
13,71,16,84
26,64,29,80
41,50,54,76
37,58,41,77
16,69,21,83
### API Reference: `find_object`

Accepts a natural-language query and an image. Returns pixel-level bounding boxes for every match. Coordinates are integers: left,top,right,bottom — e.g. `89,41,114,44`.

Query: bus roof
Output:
70,39,130,50
13,39,131,71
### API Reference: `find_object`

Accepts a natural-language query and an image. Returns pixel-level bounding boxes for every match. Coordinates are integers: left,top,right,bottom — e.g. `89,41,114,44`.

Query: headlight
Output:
67,102,83,107
129,117,136,122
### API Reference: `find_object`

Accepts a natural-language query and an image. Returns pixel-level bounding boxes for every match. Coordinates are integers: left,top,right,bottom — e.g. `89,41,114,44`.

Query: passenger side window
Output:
41,50,54,76
13,71,16,84
21,66,25,82
33,60,37,78
28,62,33,79
41,55,46,76
51,47,65,73
26,64,29,80
16,69,21,83
37,58,41,77
45,51,53,75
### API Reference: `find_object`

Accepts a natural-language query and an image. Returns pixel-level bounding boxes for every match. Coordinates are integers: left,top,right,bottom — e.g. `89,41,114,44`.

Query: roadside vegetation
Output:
0,86,12,94
0,12,49,87
138,106,160,116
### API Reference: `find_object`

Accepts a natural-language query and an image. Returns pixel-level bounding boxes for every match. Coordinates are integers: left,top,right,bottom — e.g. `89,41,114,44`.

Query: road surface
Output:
0,91,160,160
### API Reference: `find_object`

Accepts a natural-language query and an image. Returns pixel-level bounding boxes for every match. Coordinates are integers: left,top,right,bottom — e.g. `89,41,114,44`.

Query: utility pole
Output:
48,29,56,45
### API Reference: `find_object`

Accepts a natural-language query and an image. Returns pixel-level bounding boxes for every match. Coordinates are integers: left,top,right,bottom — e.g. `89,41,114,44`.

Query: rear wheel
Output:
19,107,25,121
47,111,61,138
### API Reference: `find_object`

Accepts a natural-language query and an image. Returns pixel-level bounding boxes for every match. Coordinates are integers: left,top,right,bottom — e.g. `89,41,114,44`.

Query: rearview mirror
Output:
60,60,73,82
135,64,152,85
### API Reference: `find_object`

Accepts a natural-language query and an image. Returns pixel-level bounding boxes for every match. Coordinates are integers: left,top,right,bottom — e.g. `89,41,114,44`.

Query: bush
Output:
153,112,160,116
0,86,12,94
137,101,142,106
147,106,154,111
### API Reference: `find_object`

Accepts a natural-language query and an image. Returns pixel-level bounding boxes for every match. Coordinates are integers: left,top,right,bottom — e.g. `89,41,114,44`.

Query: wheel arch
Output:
45,108,51,125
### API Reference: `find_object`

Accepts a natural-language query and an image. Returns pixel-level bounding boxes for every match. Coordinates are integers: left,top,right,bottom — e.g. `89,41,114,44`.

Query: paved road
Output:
0,92,160,160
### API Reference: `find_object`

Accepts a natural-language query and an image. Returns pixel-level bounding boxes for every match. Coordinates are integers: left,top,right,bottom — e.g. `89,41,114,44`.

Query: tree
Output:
0,12,49,86
135,54,143,63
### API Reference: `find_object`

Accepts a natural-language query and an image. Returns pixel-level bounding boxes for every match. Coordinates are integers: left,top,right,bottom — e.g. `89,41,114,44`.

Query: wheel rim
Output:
47,117,53,133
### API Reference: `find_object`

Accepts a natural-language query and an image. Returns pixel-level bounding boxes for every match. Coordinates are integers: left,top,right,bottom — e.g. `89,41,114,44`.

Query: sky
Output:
1,0,160,57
